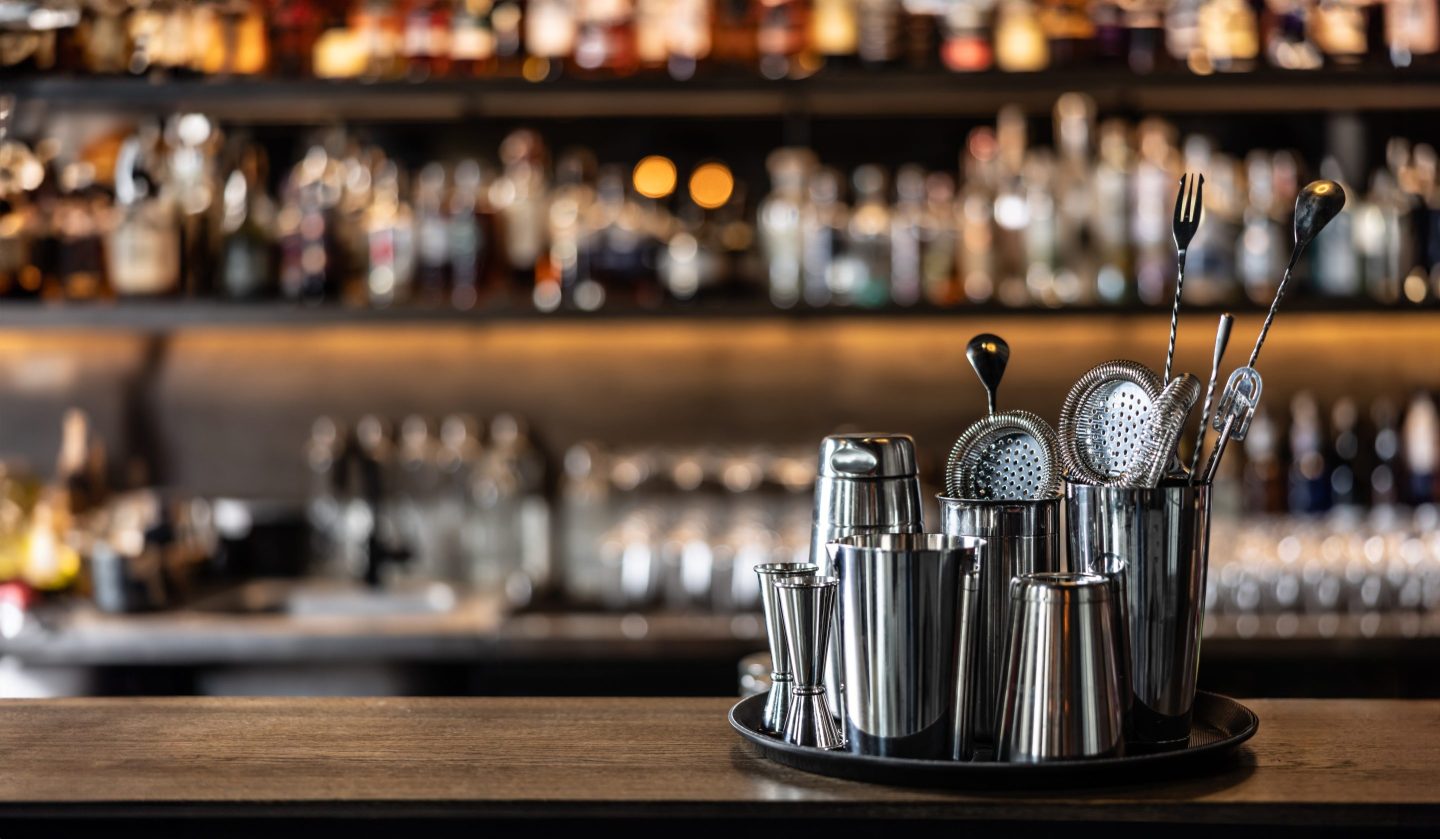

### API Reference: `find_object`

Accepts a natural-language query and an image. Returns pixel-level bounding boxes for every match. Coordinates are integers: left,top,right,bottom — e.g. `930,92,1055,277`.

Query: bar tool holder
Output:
937,495,1061,743
776,575,844,750
808,434,924,720
1066,480,1211,747
830,533,984,760
754,562,818,734
996,572,1127,763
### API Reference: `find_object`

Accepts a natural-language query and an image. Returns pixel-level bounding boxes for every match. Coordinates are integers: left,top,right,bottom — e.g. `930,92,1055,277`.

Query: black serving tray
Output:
729,690,1258,789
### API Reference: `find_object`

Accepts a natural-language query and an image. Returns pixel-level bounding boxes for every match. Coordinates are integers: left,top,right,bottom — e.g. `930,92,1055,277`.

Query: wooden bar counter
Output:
0,697,1435,836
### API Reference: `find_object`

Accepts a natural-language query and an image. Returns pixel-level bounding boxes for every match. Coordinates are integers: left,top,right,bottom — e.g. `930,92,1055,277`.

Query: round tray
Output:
729,690,1258,788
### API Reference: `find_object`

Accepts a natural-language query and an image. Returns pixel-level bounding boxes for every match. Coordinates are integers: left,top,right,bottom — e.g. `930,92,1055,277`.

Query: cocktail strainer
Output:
945,334,1061,501
1118,373,1201,488
1058,360,1163,485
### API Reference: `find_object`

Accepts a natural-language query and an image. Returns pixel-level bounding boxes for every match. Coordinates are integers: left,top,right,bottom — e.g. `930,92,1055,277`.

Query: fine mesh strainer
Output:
945,334,1061,501
1118,373,1201,489
1059,360,1163,485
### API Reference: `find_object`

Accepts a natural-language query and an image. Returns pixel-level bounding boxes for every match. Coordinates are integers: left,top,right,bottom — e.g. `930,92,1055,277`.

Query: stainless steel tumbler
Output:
937,495,1061,743
754,562,818,734
809,434,925,717
829,533,984,760
776,575,844,750
1066,481,1211,747
995,572,1126,763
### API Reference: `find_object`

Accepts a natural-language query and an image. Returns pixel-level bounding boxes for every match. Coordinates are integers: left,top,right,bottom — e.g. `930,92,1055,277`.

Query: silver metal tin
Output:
996,572,1126,763
829,533,985,760
809,434,925,716
776,575,844,750
937,495,1062,743
754,562,818,734
1065,480,1211,746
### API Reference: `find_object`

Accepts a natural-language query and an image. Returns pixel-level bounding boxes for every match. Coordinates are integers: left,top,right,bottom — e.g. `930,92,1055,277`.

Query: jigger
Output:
754,562,818,734
776,575,844,750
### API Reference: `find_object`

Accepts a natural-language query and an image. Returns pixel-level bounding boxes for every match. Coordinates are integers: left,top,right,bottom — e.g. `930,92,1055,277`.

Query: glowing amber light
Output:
633,156,678,199
689,162,734,209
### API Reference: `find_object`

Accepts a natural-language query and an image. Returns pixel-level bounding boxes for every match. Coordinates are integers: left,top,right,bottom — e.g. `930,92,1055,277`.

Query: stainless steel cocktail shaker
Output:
938,495,1061,743
1066,481,1211,747
809,434,924,715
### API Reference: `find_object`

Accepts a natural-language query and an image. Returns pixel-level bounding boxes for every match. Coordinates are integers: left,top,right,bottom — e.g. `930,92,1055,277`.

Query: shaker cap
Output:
817,433,918,478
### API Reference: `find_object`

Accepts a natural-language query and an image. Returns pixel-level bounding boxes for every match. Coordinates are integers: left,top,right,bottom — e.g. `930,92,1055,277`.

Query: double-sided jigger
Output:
829,533,984,760
996,572,1127,762
775,575,844,750
753,562,818,734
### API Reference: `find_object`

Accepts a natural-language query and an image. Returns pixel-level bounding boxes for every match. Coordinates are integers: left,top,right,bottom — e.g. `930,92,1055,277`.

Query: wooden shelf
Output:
9,68,1440,121
0,297,1425,332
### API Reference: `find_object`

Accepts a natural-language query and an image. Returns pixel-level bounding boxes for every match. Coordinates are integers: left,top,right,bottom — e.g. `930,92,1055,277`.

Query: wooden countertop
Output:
0,697,1434,828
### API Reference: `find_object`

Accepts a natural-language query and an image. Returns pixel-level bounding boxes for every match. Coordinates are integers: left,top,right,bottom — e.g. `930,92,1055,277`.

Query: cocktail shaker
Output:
829,533,984,760
1066,481,1211,746
995,572,1126,763
937,495,1061,742
809,434,924,715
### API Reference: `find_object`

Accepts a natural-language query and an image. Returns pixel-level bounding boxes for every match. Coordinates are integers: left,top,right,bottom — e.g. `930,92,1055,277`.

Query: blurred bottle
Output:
365,161,417,307
756,0,811,79
857,0,902,66
1329,397,1364,508
1288,392,1331,514
403,0,454,78
959,126,998,303
710,0,759,67
491,414,552,595
1312,0,1368,66
573,0,639,75
450,0,500,76
759,147,812,307
217,145,275,299
1371,397,1402,507
888,163,926,306
1197,0,1259,72
1403,391,1439,505
1092,119,1131,304
492,0,526,73
1262,0,1321,70
664,0,712,78
447,158,490,309
492,129,550,287
1038,0,1094,65
1387,0,1440,67
800,166,845,307
993,0,1048,70
919,172,960,306
1238,150,1287,305
812,0,860,67
940,0,995,71
843,164,892,308
1130,118,1177,305
525,0,577,79
108,136,181,297
414,162,451,305
1243,405,1286,514
1122,0,1165,72
1313,156,1362,297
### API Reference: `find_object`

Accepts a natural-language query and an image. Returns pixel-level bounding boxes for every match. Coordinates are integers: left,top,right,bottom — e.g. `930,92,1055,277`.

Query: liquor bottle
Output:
918,172,960,306
635,0,671,71
277,175,335,303
537,148,596,309
800,166,845,307
492,0,525,74
217,146,275,299
811,0,860,68
353,0,405,79
1241,406,1286,514
588,165,661,308
1038,0,1094,65
889,164,925,307
1312,156,1361,297
1404,391,1439,505
128,0,197,75
526,0,577,79
1263,0,1322,69
1238,151,1286,305
666,0,712,78
403,0,453,79
959,127,998,303
1287,392,1331,514
1370,397,1402,507
0,188,39,299
846,164,892,308
1090,0,1128,64
1355,170,1403,304
447,158,489,309
1387,0,1440,67
1197,0,1259,72
273,0,324,77
756,0,811,79
1312,0,1368,66
1092,120,1131,305
940,0,995,71
77,0,131,74
365,161,416,307
573,0,639,75
1130,118,1177,305
107,138,181,297
194,0,269,76
492,129,550,287
993,0,1048,70
1329,397,1364,507
857,0,902,66
1052,93,1095,305
1122,0,1165,72
414,162,451,304
711,0,758,67
758,148,812,308
898,0,943,68
451,0,499,76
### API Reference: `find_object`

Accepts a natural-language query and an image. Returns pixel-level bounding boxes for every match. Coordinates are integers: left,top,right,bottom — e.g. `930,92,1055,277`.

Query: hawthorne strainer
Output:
1117,373,1201,489
945,335,1061,501
1059,360,1163,485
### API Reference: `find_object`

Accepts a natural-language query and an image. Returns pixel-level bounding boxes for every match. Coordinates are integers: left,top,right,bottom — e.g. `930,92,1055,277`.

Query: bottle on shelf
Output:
800,165,844,307
573,0,640,75
106,135,180,298
1288,391,1331,514
447,158,491,309
889,163,925,307
939,0,995,71
993,0,1049,70
842,163,892,308
756,0,813,79
364,160,417,307
216,144,276,299
1329,397,1364,508
1403,391,1438,505
525,0,577,79
1386,0,1440,67
758,147,812,308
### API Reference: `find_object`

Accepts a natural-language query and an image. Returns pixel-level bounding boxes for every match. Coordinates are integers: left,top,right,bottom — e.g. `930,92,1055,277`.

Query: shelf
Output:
10,68,1440,121
0,297,1428,332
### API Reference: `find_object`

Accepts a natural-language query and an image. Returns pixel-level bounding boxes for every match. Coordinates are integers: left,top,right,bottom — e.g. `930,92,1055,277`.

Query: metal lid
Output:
1011,571,1113,605
817,433,918,479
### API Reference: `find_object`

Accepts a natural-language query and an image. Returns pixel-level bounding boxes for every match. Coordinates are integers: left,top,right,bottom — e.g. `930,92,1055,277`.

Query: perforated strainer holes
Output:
968,432,1047,500
1084,381,1153,477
